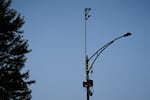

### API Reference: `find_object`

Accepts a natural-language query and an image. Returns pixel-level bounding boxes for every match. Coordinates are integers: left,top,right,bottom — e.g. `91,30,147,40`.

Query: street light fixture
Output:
83,8,132,100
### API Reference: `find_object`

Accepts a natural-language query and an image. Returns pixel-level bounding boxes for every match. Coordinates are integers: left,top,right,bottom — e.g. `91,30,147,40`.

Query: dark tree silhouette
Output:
0,0,35,99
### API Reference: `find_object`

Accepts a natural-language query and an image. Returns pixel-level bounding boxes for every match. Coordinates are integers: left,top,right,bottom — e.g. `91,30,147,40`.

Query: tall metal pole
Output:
82,8,131,100
83,8,92,100
84,8,89,100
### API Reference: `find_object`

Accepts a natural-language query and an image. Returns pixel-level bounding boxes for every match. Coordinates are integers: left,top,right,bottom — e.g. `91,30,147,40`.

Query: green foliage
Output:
0,0,35,99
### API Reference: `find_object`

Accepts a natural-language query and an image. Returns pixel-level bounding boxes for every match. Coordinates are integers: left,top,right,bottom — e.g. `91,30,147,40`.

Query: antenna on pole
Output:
84,8,91,57
83,8,92,100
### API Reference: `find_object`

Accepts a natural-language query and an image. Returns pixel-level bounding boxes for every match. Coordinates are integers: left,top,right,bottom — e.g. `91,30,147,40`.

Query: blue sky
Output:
12,0,150,100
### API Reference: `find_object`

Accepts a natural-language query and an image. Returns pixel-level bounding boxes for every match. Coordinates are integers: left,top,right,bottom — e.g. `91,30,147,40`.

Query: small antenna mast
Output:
84,8,91,57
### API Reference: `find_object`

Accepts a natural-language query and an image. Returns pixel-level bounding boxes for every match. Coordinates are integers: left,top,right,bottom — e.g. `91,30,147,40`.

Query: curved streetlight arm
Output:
88,32,131,69
89,41,114,68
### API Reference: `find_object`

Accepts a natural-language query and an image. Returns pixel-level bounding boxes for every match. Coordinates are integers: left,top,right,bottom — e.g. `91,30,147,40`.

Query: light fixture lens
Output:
124,32,132,37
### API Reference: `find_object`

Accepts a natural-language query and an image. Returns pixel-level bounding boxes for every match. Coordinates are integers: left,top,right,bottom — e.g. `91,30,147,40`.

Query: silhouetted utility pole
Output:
83,8,92,100
82,8,131,100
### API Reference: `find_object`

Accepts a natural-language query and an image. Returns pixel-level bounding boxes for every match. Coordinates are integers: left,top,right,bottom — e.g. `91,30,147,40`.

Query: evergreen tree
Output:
0,0,35,99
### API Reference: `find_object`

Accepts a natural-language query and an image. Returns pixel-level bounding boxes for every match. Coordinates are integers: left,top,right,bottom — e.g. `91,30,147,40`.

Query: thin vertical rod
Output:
84,8,90,100
84,10,87,57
